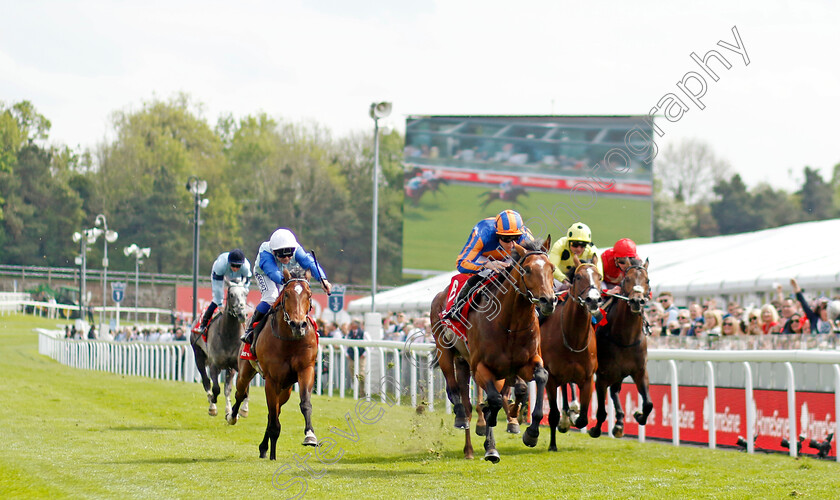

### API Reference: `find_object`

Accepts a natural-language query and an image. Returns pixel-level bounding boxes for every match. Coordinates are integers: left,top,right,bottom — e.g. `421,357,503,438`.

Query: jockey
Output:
194,249,252,337
443,209,534,319
601,238,639,294
548,222,603,284
240,228,332,359
405,176,424,197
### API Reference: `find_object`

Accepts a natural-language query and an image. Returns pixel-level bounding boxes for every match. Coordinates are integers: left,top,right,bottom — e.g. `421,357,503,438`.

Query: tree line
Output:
653,139,840,241
0,96,404,287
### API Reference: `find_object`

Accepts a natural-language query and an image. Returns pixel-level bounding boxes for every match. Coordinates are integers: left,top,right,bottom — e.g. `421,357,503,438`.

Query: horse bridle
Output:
612,265,649,314
569,263,601,308
509,250,551,305
275,278,313,337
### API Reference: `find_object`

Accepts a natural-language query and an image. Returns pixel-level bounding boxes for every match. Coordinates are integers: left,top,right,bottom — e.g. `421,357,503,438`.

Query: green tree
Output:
653,179,696,241
797,166,834,221
710,174,762,235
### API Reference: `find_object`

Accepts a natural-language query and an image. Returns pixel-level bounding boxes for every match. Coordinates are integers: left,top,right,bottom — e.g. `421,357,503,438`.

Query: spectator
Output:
703,309,723,336
64,325,71,339
657,292,680,325
790,279,833,334
687,302,704,336
88,324,97,339
645,303,665,337
173,327,186,342
721,317,743,336
676,309,692,336
744,309,763,335
788,313,805,334
346,319,368,383
724,301,746,332
761,304,781,334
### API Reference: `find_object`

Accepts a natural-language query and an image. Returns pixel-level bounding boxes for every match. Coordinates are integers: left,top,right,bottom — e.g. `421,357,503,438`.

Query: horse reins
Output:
509,250,551,305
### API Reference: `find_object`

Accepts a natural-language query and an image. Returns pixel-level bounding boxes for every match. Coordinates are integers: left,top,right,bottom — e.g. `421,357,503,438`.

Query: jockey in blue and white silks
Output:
240,228,332,359
195,249,251,335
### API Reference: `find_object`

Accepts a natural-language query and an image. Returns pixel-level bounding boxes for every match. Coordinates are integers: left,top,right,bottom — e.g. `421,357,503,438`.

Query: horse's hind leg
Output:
207,366,222,416
513,377,529,424
558,383,571,433
500,382,519,434
454,357,474,460
227,357,255,425
223,368,235,417
546,379,560,451
261,383,290,460
610,381,626,438
192,345,213,406
520,360,548,448
632,369,654,425
573,378,593,429
298,366,317,447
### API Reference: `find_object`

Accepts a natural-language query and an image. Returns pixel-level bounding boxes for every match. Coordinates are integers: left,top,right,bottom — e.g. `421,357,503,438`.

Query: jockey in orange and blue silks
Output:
456,209,535,274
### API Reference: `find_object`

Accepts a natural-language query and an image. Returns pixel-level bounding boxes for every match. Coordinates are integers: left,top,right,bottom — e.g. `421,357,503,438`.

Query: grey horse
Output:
192,281,250,417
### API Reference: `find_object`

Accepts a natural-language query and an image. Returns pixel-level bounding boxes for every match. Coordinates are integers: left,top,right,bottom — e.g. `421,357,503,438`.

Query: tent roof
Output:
349,219,840,314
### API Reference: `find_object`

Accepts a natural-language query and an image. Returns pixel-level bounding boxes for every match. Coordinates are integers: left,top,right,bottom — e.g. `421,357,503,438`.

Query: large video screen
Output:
402,115,654,276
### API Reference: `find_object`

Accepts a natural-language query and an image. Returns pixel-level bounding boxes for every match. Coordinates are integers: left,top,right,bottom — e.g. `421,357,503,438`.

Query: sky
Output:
2,0,839,189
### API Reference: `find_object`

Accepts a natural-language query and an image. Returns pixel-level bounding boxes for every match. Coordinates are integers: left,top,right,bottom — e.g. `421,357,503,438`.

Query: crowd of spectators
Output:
64,324,187,343
644,279,840,340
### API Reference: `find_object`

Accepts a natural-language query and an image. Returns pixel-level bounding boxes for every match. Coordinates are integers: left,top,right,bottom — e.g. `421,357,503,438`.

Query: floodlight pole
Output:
371,115,380,312
186,176,207,323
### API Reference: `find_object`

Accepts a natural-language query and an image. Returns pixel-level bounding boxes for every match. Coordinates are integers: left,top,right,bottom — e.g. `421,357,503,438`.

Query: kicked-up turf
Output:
1,312,839,499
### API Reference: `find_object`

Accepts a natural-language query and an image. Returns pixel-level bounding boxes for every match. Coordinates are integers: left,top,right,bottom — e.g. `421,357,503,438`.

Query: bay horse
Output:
589,259,653,438
478,186,529,210
191,281,249,417
430,238,556,462
227,267,319,459
541,256,602,451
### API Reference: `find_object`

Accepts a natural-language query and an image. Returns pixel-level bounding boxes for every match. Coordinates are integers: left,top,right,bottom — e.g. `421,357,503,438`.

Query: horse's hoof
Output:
259,451,267,459
634,410,648,425
559,416,571,433
302,431,317,447
522,427,539,447
226,413,238,425
588,427,602,438
208,407,217,417
574,417,588,429
484,449,500,463
613,425,624,439
548,445,557,452
506,422,520,434
475,424,486,437
454,416,468,429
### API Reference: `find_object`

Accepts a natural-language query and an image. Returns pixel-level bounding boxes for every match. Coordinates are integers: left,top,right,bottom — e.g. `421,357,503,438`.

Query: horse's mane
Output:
513,237,544,256
627,257,645,268
286,265,307,280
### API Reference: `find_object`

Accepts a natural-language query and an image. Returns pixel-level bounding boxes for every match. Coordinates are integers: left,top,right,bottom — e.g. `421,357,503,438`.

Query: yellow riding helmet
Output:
566,222,592,244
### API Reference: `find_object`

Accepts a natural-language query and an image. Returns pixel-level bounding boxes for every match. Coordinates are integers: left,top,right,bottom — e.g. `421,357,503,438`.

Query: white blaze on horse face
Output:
633,285,644,294
586,268,600,301
294,284,303,295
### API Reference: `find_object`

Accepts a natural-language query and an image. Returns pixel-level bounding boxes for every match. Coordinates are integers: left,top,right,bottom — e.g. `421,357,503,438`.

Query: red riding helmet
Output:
612,238,638,259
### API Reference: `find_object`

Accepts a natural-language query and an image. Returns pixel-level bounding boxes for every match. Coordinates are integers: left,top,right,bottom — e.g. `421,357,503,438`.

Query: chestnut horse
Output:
227,267,319,459
589,259,653,438
541,256,602,451
430,238,556,462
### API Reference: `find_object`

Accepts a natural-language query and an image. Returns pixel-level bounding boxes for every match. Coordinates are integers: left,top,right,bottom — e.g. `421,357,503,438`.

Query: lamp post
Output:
94,214,118,334
124,244,151,323
186,176,209,323
369,101,392,312
73,225,104,324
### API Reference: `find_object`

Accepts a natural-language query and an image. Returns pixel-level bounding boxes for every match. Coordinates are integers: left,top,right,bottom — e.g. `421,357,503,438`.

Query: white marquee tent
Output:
348,219,840,315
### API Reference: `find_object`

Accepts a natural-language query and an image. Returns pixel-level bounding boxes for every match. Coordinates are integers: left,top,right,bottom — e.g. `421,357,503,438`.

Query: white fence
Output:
35,330,840,461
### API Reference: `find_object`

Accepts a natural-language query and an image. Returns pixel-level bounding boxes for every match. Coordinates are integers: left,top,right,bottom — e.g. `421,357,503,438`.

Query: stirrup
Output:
241,330,253,344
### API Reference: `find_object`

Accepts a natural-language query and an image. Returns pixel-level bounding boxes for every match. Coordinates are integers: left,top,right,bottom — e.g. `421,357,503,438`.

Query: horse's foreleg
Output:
298,366,317,447
546,379,560,451
519,359,547,448
192,345,212,398
588,378,608,438
475,389,487,437
259,381,283,459
207,366,221,416
633,369,654,425
439,348,467,430
574,378,594,429
223,368,234,417
474,363,504,463
610,381,625,438
227,358,255,425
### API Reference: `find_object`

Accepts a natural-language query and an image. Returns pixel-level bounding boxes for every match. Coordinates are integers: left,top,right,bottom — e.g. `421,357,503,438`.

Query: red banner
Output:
540,384,836,458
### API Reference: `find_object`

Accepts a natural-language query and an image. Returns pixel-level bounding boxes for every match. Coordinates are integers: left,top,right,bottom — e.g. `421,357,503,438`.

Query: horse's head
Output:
226,281,249,323
621,258,650,314
278,267,313,338
511,236,556,316
571,254,603,315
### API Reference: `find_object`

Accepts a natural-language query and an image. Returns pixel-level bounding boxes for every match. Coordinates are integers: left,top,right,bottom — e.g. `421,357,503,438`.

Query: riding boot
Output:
199,306,214,337
241,309,266,344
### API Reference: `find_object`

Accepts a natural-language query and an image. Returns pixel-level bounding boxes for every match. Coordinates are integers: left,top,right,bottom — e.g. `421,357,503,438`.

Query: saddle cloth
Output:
439,273,500,343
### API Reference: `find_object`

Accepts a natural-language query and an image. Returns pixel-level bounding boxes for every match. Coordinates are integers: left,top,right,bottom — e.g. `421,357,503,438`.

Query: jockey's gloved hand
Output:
321,279,332,295
484,261,510,273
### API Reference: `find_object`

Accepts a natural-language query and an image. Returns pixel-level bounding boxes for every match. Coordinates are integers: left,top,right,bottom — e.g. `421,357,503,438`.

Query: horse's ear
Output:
283,268,291,281
305,269,311,282
573,254,581,268
543,235,551,253
592,253,599,266
644,257,649,270
512,242,526,259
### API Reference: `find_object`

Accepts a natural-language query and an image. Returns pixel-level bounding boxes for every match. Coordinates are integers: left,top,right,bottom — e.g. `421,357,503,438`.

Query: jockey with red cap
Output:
601,238,639,294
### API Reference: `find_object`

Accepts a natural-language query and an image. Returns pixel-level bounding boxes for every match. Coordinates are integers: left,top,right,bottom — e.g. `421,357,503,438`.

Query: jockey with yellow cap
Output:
548,222,603,283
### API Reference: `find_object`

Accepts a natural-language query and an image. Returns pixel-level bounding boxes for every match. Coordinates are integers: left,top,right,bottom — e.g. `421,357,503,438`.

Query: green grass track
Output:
1,313,838,499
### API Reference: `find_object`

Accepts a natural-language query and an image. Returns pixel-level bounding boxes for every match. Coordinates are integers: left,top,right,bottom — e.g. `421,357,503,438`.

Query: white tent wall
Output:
349,219,840,315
